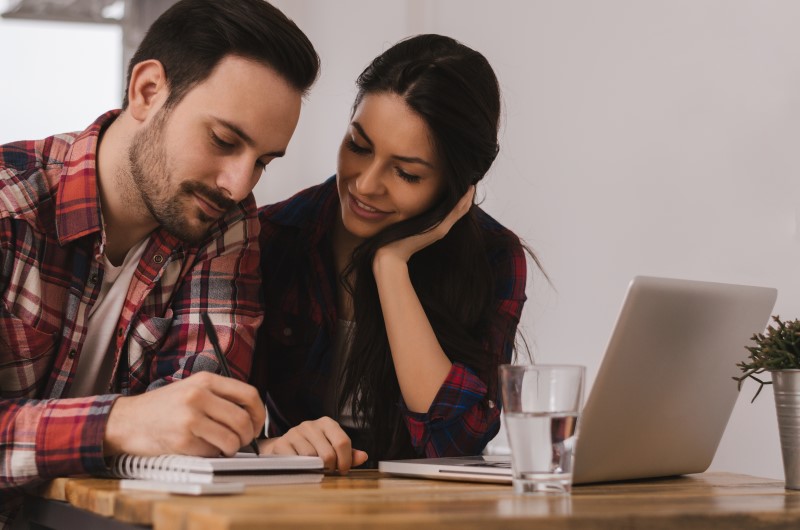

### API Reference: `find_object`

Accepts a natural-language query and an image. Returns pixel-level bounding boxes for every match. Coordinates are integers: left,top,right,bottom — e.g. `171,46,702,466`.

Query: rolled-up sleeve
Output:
400,236,528,456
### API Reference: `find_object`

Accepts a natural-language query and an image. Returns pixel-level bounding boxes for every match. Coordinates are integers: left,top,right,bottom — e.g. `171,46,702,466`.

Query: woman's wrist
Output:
372,248,409,277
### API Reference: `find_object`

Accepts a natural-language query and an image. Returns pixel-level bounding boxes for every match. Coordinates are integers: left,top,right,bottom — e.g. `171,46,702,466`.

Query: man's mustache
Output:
181,181,237,213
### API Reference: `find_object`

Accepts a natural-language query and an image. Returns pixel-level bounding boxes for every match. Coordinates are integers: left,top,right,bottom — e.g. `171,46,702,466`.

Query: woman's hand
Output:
257,417,368,473
374,186,475,267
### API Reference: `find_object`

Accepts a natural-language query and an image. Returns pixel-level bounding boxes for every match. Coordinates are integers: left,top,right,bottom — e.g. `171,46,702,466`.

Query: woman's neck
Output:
331,212,363,276
332,212,363,321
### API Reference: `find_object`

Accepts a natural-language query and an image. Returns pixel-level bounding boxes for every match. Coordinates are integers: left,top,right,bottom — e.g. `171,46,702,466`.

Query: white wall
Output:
2,0,798,480
0,8,121,143
269,0,800,480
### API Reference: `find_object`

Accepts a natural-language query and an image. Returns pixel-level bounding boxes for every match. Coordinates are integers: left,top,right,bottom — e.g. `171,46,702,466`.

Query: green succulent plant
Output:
735,315,800,402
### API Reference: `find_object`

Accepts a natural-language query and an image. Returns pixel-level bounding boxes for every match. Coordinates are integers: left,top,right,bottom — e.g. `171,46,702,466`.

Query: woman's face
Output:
336,92,445,241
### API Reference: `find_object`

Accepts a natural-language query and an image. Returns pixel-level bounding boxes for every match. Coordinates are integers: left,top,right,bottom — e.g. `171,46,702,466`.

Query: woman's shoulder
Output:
472,207,527,292
258,177,336,225
473,207,523,247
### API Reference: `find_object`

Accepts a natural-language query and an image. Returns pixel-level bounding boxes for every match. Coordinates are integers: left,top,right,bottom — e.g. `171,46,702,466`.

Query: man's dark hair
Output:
122,0,319,109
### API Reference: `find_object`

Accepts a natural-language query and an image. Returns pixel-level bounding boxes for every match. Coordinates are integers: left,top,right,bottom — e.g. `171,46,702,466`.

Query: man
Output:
0,0,319,525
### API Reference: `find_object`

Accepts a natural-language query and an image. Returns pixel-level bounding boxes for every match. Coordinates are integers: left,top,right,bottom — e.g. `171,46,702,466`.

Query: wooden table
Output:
24,471,800,530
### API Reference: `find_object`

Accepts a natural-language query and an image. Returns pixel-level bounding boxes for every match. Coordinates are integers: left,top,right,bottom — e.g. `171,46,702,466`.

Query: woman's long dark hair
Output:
337,34,519,459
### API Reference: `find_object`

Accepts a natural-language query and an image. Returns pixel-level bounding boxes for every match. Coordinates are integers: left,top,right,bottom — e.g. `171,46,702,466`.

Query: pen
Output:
201,312,261,456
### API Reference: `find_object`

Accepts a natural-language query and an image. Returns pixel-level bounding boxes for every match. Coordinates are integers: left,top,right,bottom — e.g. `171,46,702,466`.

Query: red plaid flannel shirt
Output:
0,112,262,525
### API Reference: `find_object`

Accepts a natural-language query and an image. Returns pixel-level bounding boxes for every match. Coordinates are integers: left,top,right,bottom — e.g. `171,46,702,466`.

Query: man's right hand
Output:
103,372,265,457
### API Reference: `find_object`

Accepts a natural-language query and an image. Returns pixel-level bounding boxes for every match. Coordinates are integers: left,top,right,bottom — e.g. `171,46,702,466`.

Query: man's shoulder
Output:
1,132,79,178
0,132,79,218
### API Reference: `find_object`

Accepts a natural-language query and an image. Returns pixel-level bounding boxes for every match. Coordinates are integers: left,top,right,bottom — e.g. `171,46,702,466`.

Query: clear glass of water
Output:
499,364,586,495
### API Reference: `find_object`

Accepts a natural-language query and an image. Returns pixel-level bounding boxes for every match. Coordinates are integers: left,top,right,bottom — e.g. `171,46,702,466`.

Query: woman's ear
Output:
126,59,169,123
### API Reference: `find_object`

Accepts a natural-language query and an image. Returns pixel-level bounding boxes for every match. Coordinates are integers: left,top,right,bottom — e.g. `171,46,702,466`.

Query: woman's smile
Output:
348,192,391,220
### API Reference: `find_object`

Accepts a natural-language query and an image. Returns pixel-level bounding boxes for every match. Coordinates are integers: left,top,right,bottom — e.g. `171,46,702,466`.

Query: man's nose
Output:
216,158,261,203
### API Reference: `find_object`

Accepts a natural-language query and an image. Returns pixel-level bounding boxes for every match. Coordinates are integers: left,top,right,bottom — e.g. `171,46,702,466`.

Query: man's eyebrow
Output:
217,118,286,157
351,121,434,169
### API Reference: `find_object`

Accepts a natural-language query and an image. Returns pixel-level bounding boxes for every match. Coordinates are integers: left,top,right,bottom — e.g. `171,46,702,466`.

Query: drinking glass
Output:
499,364,586,494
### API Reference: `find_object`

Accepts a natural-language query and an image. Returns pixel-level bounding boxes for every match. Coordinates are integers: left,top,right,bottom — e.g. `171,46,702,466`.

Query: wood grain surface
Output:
38,471,800,530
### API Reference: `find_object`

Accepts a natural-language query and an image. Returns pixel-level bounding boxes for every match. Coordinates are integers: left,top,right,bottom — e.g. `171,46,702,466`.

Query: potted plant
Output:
735,315,800,489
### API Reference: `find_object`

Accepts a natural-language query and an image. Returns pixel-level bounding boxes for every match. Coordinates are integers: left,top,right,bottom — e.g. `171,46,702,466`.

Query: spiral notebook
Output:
112,452,324,495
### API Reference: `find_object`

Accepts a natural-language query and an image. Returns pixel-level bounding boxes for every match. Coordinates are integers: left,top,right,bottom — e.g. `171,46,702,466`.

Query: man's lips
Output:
193,192,226,218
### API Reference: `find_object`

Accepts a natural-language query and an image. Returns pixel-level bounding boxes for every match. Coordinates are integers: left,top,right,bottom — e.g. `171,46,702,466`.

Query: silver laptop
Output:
379,276,777,485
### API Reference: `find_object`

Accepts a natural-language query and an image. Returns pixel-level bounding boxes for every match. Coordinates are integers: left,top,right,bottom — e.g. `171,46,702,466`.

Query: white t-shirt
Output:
67,239,148,397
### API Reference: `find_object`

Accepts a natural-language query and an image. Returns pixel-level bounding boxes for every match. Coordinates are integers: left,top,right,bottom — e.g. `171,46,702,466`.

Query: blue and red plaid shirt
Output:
0,112,262,525
253,178,526,459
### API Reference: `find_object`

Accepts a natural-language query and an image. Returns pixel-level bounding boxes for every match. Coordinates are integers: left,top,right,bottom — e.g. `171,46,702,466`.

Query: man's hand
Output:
103,372,265,457
258,416,368,473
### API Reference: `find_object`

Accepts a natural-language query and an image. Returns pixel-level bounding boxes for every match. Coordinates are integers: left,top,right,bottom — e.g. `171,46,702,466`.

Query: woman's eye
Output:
345,138,371,155
395,168,421,184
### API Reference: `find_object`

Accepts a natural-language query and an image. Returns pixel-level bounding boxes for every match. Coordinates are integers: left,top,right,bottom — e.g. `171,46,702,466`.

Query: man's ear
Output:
127,59,169,123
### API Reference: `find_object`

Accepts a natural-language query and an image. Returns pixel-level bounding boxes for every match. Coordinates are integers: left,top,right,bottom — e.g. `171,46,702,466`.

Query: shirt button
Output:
68,349,76,359
118,327,124,337
487,400,496,409
283,327,292,337
153,254,164,264
89,274,98,284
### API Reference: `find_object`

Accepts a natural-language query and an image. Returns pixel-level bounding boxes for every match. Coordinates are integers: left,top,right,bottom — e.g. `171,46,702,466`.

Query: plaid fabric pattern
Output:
0,112,262,526
252,177,526,459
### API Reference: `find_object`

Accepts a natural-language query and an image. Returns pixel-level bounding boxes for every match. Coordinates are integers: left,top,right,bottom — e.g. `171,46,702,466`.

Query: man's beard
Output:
127,109,236,245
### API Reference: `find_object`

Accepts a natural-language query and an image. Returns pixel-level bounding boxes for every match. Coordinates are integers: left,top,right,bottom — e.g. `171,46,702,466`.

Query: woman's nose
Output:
354,161,385,195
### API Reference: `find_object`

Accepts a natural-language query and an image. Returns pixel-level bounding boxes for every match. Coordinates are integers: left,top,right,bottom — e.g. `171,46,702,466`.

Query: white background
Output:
3,0,800,480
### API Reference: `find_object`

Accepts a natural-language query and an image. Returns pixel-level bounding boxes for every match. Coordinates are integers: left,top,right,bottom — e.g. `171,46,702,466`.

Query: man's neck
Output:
97,114,158,266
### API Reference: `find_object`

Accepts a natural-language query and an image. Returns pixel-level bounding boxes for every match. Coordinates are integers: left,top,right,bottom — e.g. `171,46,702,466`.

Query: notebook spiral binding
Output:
111,454,201,483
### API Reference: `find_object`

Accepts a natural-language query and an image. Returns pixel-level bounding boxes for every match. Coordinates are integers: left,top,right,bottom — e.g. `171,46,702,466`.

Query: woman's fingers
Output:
258,417,368,473
439,185,475,233
352,449,369,468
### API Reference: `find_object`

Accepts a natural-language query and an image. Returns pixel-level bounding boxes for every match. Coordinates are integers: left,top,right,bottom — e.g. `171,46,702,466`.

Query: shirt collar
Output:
268,176,340,248
55,110,120,245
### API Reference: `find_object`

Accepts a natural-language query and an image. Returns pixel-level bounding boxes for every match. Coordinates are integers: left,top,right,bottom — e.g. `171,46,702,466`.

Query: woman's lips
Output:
348,193,390,220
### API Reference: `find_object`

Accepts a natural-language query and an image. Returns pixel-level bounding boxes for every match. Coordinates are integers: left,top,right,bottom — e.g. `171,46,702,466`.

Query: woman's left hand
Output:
374,185,475,266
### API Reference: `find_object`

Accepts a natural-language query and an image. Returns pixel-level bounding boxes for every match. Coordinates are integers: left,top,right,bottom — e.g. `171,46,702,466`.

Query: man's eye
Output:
211,132,234,148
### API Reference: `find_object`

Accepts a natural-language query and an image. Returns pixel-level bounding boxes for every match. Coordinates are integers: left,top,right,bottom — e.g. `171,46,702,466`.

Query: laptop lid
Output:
379,276,777,485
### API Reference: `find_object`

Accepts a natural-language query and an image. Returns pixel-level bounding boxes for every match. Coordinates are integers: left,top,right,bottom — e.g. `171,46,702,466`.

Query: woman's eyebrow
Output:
351,122,374,146
351,121,434,168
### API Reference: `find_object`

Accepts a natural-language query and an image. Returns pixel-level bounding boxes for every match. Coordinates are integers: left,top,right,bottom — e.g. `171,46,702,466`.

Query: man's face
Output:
129,55,302,244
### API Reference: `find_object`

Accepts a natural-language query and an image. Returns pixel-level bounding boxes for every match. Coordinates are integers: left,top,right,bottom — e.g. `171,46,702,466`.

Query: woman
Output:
252,34,535,471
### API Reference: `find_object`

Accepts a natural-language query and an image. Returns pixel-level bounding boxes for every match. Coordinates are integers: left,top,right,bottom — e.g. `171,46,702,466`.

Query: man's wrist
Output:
102,395,130,456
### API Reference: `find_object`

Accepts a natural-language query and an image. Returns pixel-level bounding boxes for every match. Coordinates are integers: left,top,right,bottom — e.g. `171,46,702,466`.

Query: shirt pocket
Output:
126,311,174,371
262,310,307,348
0,304,59,398
258,309,323,387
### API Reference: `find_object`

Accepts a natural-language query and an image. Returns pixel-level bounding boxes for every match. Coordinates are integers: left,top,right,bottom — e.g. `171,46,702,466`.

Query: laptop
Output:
379,276,777,485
